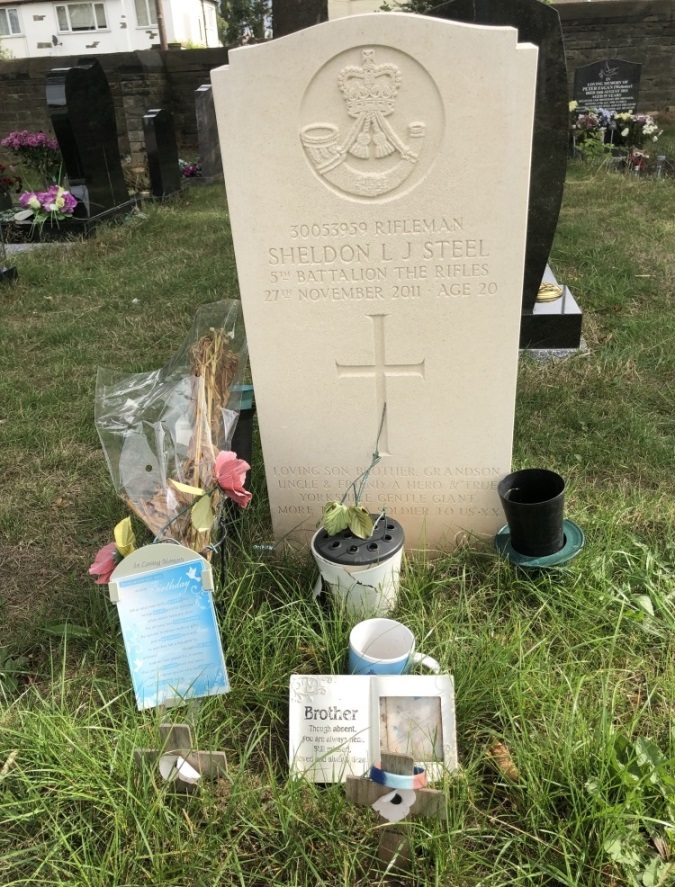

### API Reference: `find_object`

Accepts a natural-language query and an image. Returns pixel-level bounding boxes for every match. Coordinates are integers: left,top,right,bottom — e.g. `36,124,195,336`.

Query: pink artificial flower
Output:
88,542,119,585
214,450,252,508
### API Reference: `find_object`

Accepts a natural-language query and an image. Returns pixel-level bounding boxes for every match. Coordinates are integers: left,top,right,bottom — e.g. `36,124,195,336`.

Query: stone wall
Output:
0,48,229,168
557,0,675,111
0,1,672,169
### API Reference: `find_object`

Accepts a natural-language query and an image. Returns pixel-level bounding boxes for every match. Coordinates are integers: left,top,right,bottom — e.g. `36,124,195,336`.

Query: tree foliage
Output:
219,0,270,45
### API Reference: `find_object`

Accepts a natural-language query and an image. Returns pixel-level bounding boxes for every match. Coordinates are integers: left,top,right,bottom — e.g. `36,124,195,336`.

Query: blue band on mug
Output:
369,763,426,789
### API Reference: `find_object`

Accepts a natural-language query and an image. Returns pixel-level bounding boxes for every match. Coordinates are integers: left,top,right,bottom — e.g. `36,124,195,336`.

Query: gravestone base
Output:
0,199,137,243
519,265,582,350
182,175,224,187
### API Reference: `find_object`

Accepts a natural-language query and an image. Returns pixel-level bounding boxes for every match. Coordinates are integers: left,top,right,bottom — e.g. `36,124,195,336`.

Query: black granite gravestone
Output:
273,0,327,37
143,108,182,198
195,85,223,183
46,58,130,219
429,0,581,349
574,59,641,112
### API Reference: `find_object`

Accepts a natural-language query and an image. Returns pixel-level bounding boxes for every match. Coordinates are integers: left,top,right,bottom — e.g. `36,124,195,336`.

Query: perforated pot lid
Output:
312,514,404,566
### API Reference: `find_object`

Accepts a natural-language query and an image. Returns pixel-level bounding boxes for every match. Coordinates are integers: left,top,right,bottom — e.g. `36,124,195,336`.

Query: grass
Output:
1,139,675,884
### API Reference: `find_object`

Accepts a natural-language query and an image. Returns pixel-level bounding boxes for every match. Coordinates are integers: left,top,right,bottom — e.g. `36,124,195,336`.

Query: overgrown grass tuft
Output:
1,159,675,884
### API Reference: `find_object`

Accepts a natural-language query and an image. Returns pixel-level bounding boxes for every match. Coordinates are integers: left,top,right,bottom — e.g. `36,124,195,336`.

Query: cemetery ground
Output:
1,143,675,885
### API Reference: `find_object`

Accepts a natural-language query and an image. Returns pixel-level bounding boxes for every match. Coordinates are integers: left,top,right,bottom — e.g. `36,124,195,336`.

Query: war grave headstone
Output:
212,14,537,552
142,108,182,198
195,84,224,183
432,0,582,350
46,57,132,231
574,59,642,113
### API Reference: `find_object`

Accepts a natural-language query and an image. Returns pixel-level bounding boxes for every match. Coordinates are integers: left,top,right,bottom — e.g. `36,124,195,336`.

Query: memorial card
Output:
289,673,456,782
109,544,229,710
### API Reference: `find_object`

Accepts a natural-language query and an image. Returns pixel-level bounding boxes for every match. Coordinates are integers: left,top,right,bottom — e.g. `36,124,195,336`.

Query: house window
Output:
0,8,21,36
134,0,156,27
55,3,107,32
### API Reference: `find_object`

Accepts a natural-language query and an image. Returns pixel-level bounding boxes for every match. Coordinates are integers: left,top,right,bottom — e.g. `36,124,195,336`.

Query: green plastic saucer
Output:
494,519,585,569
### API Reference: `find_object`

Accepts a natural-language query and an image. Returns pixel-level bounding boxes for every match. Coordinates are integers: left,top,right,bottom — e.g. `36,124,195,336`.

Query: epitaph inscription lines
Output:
335,314,425,456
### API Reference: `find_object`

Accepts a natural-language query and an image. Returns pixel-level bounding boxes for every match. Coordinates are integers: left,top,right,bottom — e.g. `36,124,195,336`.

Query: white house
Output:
0,0,220,58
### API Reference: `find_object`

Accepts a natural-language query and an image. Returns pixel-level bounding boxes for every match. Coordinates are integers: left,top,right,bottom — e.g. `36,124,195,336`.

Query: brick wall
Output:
557,0,675,111
0,47,229,168
0,2,672,168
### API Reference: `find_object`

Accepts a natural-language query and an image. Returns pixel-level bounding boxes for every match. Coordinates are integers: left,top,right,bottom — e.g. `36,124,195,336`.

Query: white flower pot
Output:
310,516,405,618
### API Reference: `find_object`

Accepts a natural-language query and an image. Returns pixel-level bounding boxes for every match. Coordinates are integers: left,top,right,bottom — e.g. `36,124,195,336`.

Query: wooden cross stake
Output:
345,751,446,873
134,722,227,793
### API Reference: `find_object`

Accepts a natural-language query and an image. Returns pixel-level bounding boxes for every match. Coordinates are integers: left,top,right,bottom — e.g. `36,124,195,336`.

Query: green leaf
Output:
322,501,350,536
613,734,643,784
641,856,674,886
191,493,214,532
42,623,91,639
348,505,374,539
604,835,643,869
634,595,655,617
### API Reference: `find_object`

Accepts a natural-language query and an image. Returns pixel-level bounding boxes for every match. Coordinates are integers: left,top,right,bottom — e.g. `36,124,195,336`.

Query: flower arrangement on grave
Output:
179,158,202,178
89,450,251,583
611,112,662,148
569,102,663,160
0,130,63,186
14,185,78,224
93,301,250,561
0,163,22,201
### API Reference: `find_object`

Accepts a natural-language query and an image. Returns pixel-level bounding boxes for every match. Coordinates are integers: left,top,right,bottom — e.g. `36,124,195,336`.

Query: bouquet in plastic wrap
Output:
93,301,250,562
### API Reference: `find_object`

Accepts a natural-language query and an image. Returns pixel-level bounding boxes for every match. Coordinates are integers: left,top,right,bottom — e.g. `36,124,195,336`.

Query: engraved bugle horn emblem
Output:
301,49,426,198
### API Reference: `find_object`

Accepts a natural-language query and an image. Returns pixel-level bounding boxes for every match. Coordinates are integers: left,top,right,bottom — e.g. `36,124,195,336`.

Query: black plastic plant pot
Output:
498,469,566,557
0,265,18,284
312,515,404,567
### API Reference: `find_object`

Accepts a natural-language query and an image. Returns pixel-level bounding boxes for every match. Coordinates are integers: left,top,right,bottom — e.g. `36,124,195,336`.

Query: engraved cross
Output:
335,314,425,455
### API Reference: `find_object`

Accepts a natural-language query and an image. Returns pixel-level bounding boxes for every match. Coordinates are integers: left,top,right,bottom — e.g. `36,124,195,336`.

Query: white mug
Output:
348,618,440,676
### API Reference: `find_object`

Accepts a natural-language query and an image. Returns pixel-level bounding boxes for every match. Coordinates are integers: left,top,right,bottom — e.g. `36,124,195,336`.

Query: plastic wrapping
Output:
95,300,248,551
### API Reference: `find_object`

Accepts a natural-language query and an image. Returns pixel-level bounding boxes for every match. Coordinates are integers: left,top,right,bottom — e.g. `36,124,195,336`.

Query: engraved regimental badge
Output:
301,49,426,199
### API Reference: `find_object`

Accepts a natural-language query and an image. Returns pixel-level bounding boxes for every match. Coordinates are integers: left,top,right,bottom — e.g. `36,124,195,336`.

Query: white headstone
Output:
212,14,537,551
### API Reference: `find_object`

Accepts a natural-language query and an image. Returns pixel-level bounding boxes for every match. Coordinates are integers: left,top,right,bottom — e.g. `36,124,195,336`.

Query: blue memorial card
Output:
114,556,229,710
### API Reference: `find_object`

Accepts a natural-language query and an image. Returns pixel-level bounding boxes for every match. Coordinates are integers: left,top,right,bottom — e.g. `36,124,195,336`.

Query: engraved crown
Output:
338,49,402,118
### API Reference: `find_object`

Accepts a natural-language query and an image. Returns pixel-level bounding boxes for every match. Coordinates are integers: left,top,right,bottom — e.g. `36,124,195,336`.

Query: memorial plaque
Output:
574,58,641,112
46,58,129,218
109,543,229,710
289,674,456,783
212,15,537,551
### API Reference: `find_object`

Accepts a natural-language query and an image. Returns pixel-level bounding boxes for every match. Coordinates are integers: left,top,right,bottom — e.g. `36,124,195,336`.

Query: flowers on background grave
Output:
569,102,664,162
14,185,78,224
611,111,662,148
94,301,249,558
0,163,22,201
179,158,202,178
0,130,62,186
